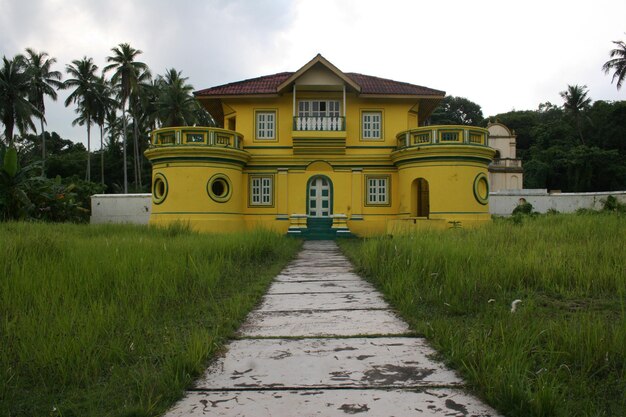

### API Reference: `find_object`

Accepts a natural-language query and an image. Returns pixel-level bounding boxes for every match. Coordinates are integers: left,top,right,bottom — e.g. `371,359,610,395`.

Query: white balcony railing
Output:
293,116,345,131
490,158,522,168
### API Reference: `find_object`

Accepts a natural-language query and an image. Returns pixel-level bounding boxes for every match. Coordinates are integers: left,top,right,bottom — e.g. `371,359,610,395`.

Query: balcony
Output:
292,116,347,155
293,116,345,131
489,158,523,173
490,158,522,168
396,125,489,150
150,127,243,149
391,125,495,166
146,126,250,166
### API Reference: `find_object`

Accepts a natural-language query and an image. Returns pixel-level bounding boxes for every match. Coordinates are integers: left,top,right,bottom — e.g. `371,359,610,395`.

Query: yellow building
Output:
145,55,495,238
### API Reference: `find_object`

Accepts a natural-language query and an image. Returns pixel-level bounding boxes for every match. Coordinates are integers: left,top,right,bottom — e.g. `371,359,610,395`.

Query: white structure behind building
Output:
487,122,523,191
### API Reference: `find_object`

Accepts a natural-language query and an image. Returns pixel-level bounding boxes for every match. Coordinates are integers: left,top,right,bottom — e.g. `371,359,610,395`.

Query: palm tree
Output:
24,48,63,175
93,76,116,185
64,57,98,181
103,43,150,193
560,84,591,145
156,68,198,127
602,38,626,91
128,68,151,188
0,55,38,147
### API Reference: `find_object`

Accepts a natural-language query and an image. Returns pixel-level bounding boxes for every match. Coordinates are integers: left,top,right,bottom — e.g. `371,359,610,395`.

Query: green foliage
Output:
3,145,18,177
512,201,534,215
492,98,626,192
0,224,301,417
430,95,484,125
340,214,626,416
0,145,103,222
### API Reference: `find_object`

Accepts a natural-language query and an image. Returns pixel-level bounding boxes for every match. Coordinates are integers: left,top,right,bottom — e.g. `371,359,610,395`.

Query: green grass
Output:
0,222,301,417
339,213,626,417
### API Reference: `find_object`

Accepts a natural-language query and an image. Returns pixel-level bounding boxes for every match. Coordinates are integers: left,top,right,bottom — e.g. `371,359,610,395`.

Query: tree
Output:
602,38,626,90
156,68,198,127
92,76,116,185
560,84,591,145
24,48,63,175
104,43,150,193
64,57,99,181
0,55,38,147
429,96,484,126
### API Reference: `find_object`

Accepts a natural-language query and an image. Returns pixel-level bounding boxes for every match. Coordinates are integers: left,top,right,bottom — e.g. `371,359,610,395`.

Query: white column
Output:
293,84,296,119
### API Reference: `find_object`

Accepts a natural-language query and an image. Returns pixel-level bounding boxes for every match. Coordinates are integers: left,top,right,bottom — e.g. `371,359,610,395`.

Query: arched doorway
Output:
307,175,333,217
413,178,429,218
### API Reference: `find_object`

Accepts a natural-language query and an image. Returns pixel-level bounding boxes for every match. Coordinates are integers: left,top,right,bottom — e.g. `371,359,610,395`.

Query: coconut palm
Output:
128,68,152,188
103,43,150,193
602,38,626,91
24,48,63,175
560,84,591,145
93,76,116,185
0,55,38,147
64,57,98,181
156,68,198,127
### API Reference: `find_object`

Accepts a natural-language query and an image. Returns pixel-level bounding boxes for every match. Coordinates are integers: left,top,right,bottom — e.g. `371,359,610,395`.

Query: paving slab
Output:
165,389,500,417
274,271,363,282
163,240,502,417
257,292,387,311
237,309,410,337
195,337,461,389
267,280,375,294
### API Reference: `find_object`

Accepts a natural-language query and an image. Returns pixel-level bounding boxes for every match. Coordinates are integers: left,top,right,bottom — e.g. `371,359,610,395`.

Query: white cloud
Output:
1,0,625,144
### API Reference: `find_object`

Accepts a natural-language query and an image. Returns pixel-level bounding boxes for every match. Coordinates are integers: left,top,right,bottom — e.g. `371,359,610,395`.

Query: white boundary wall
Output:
90,194,152,224
90,190,626,224
490,189,626,216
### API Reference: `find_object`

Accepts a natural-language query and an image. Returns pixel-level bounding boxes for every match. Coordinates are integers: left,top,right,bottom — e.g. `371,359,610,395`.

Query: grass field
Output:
0,223,301,417
340,213,626,417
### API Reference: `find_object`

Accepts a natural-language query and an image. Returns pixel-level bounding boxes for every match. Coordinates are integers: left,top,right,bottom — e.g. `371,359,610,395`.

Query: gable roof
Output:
276,54,361,93
194,55,445,98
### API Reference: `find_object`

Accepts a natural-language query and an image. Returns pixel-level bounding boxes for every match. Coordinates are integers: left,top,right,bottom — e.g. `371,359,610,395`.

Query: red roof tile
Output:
346,73,444,96
195,71,444,97
194,72,292,96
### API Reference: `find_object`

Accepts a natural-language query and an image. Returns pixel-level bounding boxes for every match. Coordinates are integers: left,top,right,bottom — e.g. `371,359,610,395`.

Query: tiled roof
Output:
194,72,444,97
346,73,444,96
194,72,293,96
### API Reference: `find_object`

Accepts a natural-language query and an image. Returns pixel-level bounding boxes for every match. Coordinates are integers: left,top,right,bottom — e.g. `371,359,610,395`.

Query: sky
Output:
1,0,625,147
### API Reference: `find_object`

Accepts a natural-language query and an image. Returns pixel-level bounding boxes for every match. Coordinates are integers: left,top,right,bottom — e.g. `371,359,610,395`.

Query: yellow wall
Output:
146,89,494,236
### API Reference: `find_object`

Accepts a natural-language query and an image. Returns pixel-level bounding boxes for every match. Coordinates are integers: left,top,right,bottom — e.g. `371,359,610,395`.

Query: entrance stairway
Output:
288,216,353,240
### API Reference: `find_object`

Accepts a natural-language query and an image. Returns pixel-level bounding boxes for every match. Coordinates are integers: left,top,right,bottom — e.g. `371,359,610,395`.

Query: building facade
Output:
145,55,495,237
487,122,523,191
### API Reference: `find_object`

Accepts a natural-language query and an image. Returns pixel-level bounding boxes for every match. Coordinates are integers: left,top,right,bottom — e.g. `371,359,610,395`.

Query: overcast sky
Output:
1,0,625,146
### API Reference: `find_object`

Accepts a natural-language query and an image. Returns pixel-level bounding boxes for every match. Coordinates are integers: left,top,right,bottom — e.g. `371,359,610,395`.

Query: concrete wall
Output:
90,194,152,224
490,189,626,216
91,190,626,225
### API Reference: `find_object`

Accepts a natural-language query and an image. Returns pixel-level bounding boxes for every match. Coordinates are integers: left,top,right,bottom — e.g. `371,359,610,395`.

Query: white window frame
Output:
366,176,389,205
362,111,382,139
298,100,341,117
250,175,273,206
256,111,276,140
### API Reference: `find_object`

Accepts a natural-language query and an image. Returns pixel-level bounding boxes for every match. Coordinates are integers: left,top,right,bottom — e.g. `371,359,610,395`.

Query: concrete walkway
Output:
165,241,501,416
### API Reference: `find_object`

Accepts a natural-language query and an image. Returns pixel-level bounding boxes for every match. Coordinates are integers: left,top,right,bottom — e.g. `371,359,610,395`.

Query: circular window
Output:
152,173,168,204
207,174,232,203
473,173,489,205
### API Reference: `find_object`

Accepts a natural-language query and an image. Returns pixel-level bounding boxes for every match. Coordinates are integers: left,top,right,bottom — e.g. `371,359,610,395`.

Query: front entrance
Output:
308,176,332,217
305,176,334,239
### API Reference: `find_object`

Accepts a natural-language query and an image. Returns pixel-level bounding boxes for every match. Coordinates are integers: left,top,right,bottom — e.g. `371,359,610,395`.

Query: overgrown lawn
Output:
340,214,625,417
0,222,300,417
